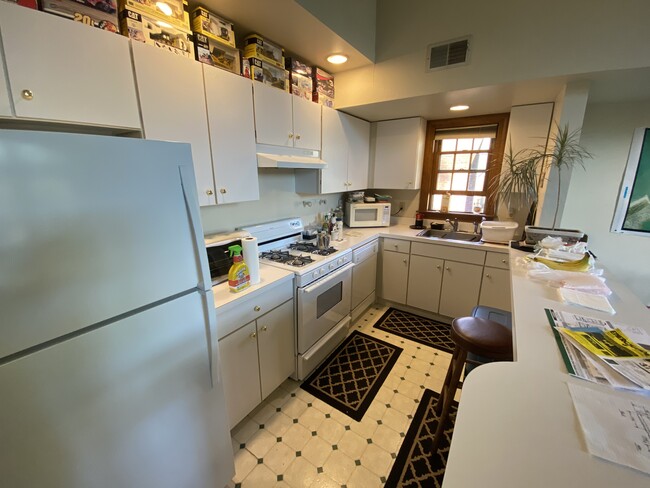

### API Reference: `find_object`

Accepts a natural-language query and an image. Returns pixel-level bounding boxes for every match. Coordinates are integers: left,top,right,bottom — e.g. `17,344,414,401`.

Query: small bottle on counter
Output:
334,217,343,241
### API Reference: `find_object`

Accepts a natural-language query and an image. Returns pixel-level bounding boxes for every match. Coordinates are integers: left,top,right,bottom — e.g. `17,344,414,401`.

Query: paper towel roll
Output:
242,236,260,285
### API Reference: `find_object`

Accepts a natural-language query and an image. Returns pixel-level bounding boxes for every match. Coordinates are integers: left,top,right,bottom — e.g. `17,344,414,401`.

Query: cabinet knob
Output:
220,188,227,194
486,274,492,278
295,134,301,140
436,265,441,269
501,259,507,263
445,266,450,271
254,305,261,312
288,133,294,139
261,326,268,332
403,259,407,264
206,189,214,196
21,89,34,101
250,332,257,339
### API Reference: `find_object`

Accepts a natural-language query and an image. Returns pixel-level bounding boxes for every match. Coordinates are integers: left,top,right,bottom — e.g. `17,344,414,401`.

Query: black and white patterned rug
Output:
374,308,455,354
385,389,457,488
301,331,402,422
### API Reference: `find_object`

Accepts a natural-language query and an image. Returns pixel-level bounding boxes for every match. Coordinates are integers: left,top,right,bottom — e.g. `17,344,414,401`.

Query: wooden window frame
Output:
419,113,510,222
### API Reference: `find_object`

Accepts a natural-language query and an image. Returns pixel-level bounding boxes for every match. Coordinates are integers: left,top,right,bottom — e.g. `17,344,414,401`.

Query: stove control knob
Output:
329,263,335,270
337,258,343,265
313,270,320,279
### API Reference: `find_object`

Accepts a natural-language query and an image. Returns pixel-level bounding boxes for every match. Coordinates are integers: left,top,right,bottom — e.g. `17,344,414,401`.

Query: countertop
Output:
212,264,294,311
443,249,650,487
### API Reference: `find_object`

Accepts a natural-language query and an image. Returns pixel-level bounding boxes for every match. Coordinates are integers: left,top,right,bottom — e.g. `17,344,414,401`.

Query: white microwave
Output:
344,202,391,227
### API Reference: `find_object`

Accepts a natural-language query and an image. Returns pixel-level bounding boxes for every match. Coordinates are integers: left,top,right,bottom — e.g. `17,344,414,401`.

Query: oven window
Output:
355,208,379,222
317,281,343,318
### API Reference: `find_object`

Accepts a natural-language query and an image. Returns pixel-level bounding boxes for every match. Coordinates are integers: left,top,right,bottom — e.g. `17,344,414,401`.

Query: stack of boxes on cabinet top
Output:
23,0,335,105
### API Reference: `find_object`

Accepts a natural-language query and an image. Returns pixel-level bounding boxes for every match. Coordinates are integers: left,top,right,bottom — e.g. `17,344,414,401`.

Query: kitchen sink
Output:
417,229,482,242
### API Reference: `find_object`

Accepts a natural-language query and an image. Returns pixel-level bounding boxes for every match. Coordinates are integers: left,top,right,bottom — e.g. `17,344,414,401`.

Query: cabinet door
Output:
372,117,425,189
479,267,512,312
257,299,295,399
218,321,261,429
252,82,293,147
320,107,349,194
351,252,377,310
0,3,140,129
438,261,483,318
381,250,409,304
204,67,260,204
292,95,321,151
343,113,370,191
0,45,10,117
406,255,444,313
131,42,215,207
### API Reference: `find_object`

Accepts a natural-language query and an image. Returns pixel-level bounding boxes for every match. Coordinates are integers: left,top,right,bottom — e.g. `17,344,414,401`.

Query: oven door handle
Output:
301,263,354,294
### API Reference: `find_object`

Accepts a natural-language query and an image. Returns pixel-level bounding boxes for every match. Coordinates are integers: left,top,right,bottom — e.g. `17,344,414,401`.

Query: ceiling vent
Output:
426,36,470,71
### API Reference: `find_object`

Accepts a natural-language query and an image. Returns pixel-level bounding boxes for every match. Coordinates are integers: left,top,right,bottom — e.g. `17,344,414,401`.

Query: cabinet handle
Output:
288,133,294,139
254,305,261,312
21,89,34,101
206,189,214,196
261,326,268,332
295,134,301,140
250,332,257,339
220,188,227,194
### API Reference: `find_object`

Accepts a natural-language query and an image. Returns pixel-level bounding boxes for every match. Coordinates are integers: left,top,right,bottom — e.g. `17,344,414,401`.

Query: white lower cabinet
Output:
479,267,512,311
218,292,294,429
381,249,410,304
406,254,443,312
438,261,484,318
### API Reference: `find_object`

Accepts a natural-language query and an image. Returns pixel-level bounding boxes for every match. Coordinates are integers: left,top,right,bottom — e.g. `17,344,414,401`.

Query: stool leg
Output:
431,346,467,455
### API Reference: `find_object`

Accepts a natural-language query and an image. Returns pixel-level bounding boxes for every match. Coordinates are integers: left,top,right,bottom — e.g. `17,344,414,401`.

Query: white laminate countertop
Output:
212,264,294,311
443,249,650,487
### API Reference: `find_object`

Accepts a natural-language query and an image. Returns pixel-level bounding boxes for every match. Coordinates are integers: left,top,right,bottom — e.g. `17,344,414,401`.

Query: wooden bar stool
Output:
431,316,513,454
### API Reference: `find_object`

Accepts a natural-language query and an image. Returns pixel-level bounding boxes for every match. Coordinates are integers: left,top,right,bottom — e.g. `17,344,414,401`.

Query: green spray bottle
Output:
228,244,250,293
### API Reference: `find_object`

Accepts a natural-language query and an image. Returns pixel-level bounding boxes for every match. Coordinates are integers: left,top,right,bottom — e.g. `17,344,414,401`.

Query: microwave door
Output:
356,208,379,222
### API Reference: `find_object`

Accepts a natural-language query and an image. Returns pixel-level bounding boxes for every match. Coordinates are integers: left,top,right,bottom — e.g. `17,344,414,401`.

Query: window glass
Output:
451,172,468,191
454,154,470,170
436,173,452,191
457,138,473,151
439,154,454,170
468,172,486,191
471,152,489,170
441,139,456,152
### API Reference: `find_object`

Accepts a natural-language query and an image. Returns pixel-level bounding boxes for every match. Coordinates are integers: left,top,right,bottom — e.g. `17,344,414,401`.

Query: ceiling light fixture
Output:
327,54,348,65
450,105,470,111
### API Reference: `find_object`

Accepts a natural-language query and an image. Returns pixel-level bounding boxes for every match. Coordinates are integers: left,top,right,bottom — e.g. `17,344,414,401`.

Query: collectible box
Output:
285,57,311,77
119,0,189,31
191,6,234,48
312,67,334,98
194,32,239,74
247,57,288,91
71,0,117,14
120,7,193,58
2,0,39,9
312,92,334,108
41,0,119,32
243,34,284,69
290,72,312,100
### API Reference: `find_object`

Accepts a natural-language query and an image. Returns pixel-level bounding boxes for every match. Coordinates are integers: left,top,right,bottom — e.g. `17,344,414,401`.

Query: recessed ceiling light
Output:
450,105,470,111
156,2,173,16
327,54,348,65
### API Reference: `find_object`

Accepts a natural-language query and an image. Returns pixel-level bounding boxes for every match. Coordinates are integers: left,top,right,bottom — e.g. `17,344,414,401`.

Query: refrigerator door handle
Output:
179,165,212,291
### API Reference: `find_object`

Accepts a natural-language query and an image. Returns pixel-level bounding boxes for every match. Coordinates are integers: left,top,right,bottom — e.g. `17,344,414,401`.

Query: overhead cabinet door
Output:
343,113,370,190
0,2,140,129
292,95,321,151
320,107,349,193
0,45,10,117
253,82,294,147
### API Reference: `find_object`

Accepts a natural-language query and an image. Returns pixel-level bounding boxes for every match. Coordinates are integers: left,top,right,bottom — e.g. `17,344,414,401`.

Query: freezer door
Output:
0,291,233,488
0,130,211,359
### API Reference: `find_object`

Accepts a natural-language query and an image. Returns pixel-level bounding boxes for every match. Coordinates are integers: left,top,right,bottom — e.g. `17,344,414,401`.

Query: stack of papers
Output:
546,309,650,391
559,288,615,314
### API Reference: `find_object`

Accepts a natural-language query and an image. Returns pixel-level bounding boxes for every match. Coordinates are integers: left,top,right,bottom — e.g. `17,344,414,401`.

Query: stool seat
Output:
451,317,513,361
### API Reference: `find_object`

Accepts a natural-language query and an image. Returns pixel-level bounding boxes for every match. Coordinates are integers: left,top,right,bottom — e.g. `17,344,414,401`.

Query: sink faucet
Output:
445,218,459,232
473,217,486,235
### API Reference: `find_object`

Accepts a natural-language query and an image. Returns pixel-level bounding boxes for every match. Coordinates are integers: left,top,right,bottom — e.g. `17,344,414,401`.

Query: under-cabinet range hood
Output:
257,153,327,169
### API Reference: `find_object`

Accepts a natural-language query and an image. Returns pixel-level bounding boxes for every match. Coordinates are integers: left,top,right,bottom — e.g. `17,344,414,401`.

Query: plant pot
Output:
524,226,584,245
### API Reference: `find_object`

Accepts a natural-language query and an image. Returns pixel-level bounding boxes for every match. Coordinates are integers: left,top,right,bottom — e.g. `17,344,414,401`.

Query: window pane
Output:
472,196,486,213
449,195,472,212
436,173,452,190
471,152,489,170
441,139,456,152
473,137,491,150
455,153,470,170
451,172,468,190
468,172,486,191
439,154,454,170
457,138,473,151
431,194,442,211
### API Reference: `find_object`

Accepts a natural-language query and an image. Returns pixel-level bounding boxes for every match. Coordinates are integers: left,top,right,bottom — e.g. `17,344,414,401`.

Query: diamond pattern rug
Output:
301,331,402,422
374,308,455,354
385,389,457,488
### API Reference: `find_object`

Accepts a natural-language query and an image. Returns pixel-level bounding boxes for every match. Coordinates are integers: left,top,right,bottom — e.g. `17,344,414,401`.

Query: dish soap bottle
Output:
228,244,250,293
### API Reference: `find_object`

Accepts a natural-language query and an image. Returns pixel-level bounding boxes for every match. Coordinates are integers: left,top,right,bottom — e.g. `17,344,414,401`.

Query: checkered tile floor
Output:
227,304,459,488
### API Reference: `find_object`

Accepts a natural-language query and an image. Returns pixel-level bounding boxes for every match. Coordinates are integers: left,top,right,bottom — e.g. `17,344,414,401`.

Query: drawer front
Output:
216,279,294,340
383,238,411,254
485,251,510,269
411,241,485,265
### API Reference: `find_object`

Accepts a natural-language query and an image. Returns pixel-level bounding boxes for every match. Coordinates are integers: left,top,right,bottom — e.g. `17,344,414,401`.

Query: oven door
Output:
297,263,352,355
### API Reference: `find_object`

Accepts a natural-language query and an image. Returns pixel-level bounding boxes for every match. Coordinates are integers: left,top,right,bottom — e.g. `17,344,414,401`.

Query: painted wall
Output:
336,0,650,108
296,0,377,61
561,100,650,304
200,169,343,235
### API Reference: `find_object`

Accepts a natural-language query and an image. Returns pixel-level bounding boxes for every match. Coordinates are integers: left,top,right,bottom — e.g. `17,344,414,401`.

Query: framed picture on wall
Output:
611,127,650,236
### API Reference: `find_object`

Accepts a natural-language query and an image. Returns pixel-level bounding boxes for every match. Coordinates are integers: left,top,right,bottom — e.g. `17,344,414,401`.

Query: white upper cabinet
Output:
371,117,426,189
0,2,140,129
0,45,10,117
204,66,259,204
131,42,216,206
253,83,321,151
296,107,370,195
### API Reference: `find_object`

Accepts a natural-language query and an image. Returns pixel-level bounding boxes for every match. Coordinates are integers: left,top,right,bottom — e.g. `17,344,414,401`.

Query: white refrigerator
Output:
0,130,234,487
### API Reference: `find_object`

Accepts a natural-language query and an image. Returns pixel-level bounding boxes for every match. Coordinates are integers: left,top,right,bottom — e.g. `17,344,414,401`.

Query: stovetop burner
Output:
259,250,316,267
288,242,338,256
